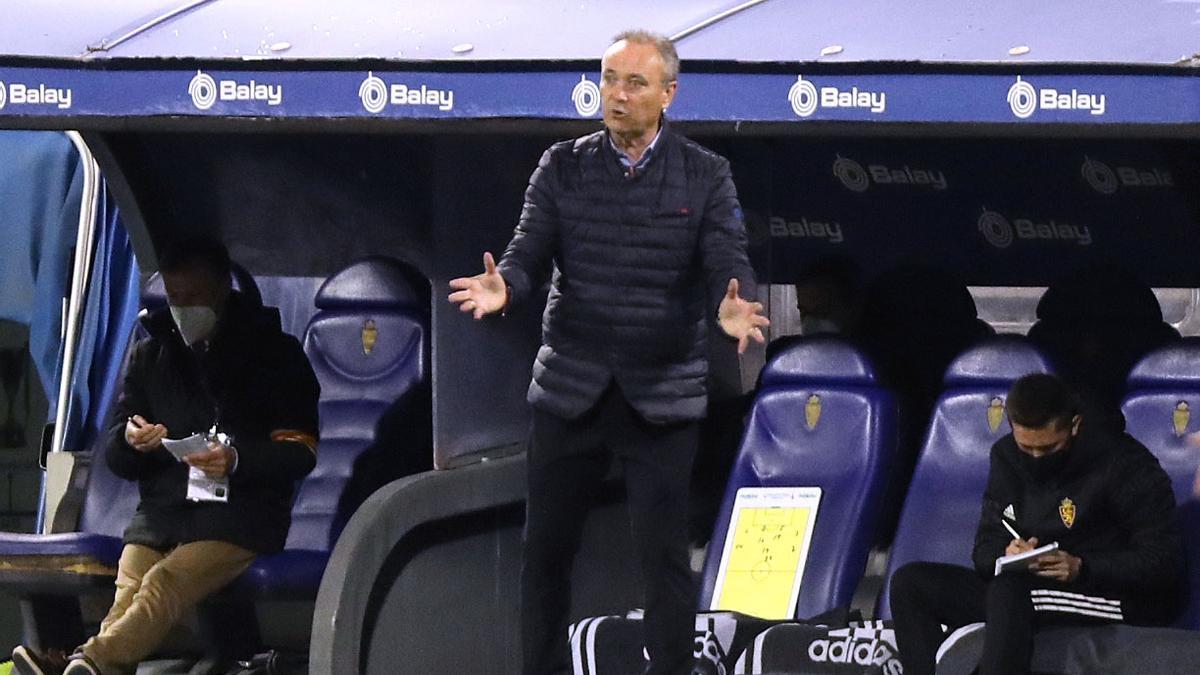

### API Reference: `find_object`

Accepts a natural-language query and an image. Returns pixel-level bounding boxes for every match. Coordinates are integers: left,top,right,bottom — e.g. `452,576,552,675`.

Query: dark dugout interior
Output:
77,126,1200,673
93,129,1200,469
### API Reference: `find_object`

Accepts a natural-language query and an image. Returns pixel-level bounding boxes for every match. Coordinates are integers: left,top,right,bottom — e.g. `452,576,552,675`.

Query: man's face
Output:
600,40,677,139
1011,415,1081,458
162,266,226,309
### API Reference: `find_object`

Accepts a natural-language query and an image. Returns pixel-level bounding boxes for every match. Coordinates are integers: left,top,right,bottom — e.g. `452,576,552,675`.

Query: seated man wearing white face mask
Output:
13,238,320,675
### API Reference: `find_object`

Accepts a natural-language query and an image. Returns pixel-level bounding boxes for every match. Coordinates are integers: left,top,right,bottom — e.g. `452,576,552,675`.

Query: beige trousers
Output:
80,541,255,674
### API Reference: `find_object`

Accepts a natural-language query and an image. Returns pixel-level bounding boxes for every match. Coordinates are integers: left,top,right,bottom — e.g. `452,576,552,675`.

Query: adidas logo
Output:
808,625,898,667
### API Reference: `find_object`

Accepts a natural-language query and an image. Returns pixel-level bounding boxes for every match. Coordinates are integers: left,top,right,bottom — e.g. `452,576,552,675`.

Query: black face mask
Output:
1019,446,1072,482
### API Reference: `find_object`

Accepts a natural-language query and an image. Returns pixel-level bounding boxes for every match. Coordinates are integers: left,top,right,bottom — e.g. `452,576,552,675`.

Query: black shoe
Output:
11,645,69,675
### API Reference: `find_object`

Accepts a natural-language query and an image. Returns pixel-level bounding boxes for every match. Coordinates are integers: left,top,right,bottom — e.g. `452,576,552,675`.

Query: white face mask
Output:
169,305,218,346
799,315,841,336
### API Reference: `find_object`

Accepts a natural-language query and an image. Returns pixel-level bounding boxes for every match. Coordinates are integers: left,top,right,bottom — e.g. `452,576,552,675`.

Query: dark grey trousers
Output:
521,386,698,675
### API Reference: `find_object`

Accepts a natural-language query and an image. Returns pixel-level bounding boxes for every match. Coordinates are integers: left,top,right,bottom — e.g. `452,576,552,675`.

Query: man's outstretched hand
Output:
718,278,770,354
448,252,508,319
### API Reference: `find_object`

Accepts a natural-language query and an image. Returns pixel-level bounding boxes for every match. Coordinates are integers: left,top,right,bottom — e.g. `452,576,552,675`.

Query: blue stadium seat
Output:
1122,338,1200,630
226,256,431,599
877,335,1053,619
698,336,897,620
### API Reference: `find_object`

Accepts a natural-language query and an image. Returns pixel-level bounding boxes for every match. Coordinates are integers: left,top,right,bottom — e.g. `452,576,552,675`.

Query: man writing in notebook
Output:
889,373,1185,675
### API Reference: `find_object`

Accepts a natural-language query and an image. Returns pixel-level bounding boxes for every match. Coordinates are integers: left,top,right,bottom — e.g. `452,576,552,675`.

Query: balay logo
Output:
189,70,283,110
0,80,73,110
1007,76,1106,119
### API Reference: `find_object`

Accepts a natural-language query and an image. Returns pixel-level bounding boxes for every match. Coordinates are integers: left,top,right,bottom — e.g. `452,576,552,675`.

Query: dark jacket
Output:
106,292,320,554
497,126,756,424
972,424,1185,620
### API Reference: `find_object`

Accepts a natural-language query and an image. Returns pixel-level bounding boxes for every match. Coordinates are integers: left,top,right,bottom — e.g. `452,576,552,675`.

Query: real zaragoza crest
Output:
1173,400,1190,437
987,396,1005,433
1059,497,1076,529
805,394,822,430
361,318,378,355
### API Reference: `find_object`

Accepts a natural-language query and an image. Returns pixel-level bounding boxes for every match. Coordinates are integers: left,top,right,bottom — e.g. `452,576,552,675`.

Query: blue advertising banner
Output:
0,67,1198,124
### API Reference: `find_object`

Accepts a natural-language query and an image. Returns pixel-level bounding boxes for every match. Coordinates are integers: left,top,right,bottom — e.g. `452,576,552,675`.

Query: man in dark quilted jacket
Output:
449,29,767,675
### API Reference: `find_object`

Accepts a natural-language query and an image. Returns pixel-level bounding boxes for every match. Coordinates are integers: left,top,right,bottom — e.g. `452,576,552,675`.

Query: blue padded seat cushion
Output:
226,550,329,599
315,257,429,310
1127,338,1200,388
303,313,424,394
942,334,1055,387
289,312,426,550
760,336,877,387
281,257,430,553
0,532,123,568
226,256,430,599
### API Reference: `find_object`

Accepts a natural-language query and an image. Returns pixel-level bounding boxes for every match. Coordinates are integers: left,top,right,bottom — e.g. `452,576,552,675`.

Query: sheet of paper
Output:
161,433,209,462
994,541,1059,576
710,486,821,620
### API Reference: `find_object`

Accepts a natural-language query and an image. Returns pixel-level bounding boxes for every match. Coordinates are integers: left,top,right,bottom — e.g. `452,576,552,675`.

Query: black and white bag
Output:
733,620,903,675
569,611,777,675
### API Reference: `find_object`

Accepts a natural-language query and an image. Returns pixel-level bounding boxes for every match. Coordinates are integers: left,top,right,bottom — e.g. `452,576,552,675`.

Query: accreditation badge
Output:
187,466,229,503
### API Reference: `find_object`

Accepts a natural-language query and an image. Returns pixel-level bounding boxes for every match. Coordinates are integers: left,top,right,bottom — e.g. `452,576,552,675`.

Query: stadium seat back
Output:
288,257,430,551
699,336,897,620
1122,338,1200,629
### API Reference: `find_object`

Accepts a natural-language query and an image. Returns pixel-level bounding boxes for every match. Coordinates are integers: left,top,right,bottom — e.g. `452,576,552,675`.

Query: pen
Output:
1001,519,1022,541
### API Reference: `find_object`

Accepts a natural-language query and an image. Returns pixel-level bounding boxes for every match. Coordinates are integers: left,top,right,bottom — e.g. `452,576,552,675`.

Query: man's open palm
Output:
718,278,770,354
448,252,508,319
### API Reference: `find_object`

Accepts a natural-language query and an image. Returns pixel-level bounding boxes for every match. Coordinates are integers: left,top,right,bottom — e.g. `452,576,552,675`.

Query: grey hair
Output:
610,29,679,85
